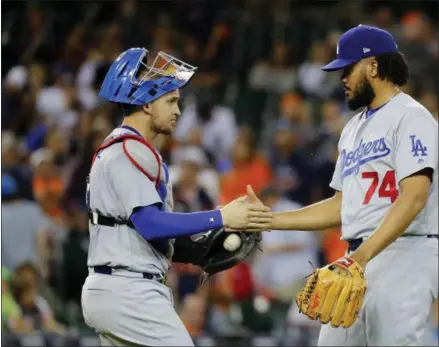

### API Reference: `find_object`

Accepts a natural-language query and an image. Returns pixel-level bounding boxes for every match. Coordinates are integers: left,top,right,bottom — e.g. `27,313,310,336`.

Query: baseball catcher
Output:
81,47,272,346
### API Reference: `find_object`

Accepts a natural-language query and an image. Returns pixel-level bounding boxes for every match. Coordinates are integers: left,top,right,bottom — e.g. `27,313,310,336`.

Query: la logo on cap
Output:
363,47,371,53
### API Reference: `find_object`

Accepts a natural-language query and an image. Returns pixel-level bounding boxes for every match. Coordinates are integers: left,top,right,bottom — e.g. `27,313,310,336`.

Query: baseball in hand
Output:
223,234,242,252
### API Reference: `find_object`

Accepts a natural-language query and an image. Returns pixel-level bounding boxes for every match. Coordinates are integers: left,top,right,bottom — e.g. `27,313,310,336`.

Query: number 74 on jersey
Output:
362,170,399,205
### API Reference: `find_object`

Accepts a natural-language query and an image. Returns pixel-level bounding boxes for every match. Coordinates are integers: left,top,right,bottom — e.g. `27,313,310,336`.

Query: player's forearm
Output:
130,205,223,240
351,191,428,266
270,192,342,231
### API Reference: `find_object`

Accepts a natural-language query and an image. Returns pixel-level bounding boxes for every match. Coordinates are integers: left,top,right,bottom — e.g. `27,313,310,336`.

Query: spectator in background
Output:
318,99,347,139
13,63,49,146
399,11,438,88
1,174,50,277
44,128,73,172
115,0,146,49
172,147,215,213
248,40,297,94
419,89,438,120
277,92,314,148
269,123,314,205
16,6,56,66
219,127,272,205
13,263,67,336
31,148,65,221
178,35,222,93
35,72,78,133
174,89,237,166
170,145,220,203
30,148,68,290
297,40,339,100
207,260,255,335
369,6,399,33
2,131,34,200
2,267,35,334
62,128,108,212
252,186,318,303
259,92,314,166
202,17,234,75
54,24,87,79
28,63,47,94
310,99,348,196
179,294,208,338
2,65,29,132
313,140,339,202
401,11,438,59
315,99,346,145
76,49,106,112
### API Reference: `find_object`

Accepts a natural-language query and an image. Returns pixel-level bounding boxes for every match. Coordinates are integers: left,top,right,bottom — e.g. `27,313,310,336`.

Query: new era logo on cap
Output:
322,25,398,71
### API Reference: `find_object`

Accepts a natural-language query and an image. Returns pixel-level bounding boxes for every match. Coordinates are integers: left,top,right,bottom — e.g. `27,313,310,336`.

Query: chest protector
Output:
86,132,172,256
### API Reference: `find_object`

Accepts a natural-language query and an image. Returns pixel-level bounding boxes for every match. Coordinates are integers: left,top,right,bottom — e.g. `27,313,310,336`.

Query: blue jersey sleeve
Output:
130,205,223,240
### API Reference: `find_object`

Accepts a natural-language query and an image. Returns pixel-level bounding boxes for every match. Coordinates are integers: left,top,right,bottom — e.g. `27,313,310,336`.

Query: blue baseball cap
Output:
322,25,398,71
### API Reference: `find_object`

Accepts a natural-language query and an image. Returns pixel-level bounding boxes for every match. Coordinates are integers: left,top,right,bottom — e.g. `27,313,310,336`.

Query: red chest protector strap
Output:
91,134,162,189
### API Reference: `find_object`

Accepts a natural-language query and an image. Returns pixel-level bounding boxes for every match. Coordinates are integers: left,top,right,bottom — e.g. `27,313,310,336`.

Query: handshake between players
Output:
219,185,273,233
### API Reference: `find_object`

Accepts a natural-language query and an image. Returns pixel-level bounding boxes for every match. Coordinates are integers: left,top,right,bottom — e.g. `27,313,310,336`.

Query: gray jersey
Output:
331,92,438,240
86,127,174,274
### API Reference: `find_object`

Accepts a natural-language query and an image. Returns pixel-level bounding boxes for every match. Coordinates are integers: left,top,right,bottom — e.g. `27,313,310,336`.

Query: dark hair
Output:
375,51,409,87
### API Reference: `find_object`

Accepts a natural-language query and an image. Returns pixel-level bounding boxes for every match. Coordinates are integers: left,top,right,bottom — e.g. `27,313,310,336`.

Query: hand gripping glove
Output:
200,228,262,282
295,256,367,328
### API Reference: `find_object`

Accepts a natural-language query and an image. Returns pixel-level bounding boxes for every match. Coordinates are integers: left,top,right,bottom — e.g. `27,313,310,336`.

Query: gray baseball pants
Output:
81,270,194,346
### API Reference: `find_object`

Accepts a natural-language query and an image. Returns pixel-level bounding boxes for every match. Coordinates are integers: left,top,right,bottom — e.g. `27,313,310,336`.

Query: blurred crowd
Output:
1,0,438,344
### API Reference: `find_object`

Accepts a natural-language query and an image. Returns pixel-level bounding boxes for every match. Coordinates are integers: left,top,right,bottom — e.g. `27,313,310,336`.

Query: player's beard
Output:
152,119,173,136
346,77,376,111
153,124,173,135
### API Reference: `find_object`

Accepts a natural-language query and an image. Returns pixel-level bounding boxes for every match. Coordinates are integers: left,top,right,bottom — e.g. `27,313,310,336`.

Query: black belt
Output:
348,234,438,253
88,211,169,257
88,211,134,228
93,265,166,284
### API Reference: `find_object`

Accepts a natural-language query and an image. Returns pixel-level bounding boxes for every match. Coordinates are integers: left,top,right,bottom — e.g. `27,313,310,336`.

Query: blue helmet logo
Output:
99,48,197,105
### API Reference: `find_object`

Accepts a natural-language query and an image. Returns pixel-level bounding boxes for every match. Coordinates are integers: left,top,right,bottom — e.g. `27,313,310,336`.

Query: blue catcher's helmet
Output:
99,48,197,105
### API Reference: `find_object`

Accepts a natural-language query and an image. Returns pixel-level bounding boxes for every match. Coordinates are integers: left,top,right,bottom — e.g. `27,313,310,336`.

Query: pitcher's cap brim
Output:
322,58,358,71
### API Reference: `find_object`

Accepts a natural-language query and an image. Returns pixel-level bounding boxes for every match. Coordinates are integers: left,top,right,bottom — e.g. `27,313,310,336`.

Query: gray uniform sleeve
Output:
394,112,438,183
108,153,163,216
330,150,343,191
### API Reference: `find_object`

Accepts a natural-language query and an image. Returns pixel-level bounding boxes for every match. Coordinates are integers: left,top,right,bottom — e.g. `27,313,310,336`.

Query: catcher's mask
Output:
99,48,197,105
